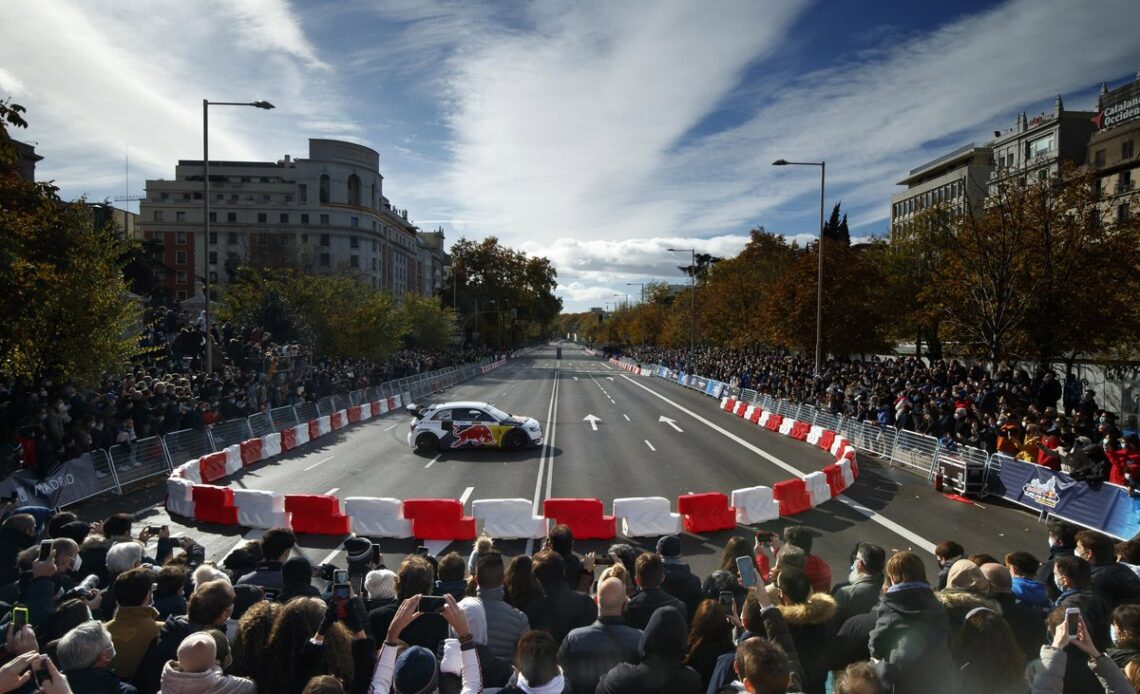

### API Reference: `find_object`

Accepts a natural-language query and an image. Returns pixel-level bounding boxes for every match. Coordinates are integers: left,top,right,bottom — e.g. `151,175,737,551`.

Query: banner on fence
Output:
0,454,102,507
993,458,1128,533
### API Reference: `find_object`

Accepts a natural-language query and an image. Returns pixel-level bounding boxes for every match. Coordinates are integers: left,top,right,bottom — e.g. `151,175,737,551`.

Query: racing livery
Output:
406,401,543,453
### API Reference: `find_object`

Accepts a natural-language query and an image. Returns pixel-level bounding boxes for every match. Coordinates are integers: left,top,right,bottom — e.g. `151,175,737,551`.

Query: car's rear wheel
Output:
505,430,528,451
415,433,439,453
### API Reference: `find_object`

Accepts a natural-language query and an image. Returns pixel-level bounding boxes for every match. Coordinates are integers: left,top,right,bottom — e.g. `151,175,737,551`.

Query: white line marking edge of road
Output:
619,375,937,555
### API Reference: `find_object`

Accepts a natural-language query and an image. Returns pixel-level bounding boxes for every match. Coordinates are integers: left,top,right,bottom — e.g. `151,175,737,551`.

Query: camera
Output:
312,563,338,582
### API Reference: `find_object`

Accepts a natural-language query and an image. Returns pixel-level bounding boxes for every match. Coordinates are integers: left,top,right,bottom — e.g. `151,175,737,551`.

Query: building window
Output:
298,184,307,203
258,234,268,246
153,210,164,222
301,213,309,224
208,251,217,265
230,194,239,203
1124,141,1135,160
176,271,187,284
183,193,191,201
320,234,330,247
1094,149,1106,167
350,236,359,249
228,232,238,245
262,194,270,202
319,174,330,204
175,231,187,244
280,213,289,224
160,192,169,201
347,174,361,207
371,257,377,270
216,193,224,202
350,255,359,268
208,212,217,223
1120,170,1133,193
1119,204,1132,223
285,194,293,203
257,212,267,223
208,271,218,283
227,212,237,223
320,214,330,225
1027,134,1054,160
175,211,186,222
372,241,378,252
319,253,330,267
175,251,187,265
350,216,359,227
301,234,308,244
209,231,217,244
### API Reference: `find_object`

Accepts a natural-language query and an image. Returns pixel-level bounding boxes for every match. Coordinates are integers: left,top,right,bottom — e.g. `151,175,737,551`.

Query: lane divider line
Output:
528,366,560,556
645,440,656,451
304,456,335,472
425,454,441,469
324,487,339,496
459,486,475,505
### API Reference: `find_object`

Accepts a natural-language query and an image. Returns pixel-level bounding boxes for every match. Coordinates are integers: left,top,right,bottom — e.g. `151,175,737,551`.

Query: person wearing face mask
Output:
1053,555,1112,650
58,620,136,693
832,543,885,624
106,567,163,681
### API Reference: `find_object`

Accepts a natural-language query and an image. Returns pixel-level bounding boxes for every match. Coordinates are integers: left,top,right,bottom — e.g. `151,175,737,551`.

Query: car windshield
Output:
483,404,509,420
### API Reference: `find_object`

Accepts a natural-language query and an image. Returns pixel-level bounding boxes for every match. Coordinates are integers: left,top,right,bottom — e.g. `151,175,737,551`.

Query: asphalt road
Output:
114,342,1049,586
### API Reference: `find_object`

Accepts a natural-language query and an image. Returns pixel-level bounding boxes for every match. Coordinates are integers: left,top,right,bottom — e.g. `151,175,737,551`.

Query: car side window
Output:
470,409,496,422
430,409,452,422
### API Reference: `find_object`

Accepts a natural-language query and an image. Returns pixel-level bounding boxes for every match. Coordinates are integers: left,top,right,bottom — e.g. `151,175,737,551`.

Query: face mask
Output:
71,554,82,573
1111,625,1119,644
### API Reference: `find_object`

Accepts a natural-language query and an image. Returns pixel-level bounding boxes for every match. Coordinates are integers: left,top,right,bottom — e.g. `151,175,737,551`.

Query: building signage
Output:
1093,93,1140,131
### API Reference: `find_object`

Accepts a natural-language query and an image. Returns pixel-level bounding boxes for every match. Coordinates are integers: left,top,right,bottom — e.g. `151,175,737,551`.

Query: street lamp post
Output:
626,282,645,303
203,99,274,373
666,248,695,371
772,159,825,375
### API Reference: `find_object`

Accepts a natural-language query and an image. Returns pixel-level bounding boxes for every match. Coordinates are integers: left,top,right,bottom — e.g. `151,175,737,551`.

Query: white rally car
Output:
406,401,543,453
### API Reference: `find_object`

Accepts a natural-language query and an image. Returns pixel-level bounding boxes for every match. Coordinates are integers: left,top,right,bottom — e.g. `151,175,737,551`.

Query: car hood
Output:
503,416,539,428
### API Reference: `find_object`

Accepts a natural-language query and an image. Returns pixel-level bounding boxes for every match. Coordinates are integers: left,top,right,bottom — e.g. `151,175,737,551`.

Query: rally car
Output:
406,401,543,453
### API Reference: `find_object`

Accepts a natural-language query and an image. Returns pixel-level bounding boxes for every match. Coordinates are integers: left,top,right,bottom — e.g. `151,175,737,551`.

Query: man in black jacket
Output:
558,577,641,693
524,550,597,645
1038,519,1078,600
628,552,687,629
1077,530,1140,611
236,527,295,591
657,535,702,620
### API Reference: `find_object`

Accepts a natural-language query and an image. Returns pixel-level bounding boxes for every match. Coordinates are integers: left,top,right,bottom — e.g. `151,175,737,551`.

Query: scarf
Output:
516,668,566,694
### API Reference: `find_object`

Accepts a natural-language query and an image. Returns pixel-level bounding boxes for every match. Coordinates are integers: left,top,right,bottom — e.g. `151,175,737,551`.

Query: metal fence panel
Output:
295,402,319,423
888,429,940,478
209,418,253,451
316,397,335,416
108,436,171,486
248,412,274,438
332,394,350,412
740,389,758,405
86,449,122,497
164,428,213,466
270,406,299,432
814,410,841,433
868,424,900,458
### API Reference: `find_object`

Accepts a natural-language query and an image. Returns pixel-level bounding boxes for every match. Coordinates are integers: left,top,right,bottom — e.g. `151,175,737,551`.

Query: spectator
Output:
981,562,1045,661
1054,555,1113,650
260,597,356,694
524,551,596,645
498,629,567,694
558,577,641,693
504,554,541,613
782,527,831,595
302,675,344,694
369,594,481,694
774,569,835,694
714,637,795,694
228,600,281,684
868,551,956,694
0,514,37,586
363,570,396,612
950,606,1025,693
237,527,295,591
595,605,701,694
133,578,236,693
433,552,467,600
1107,604,1140,669
1030,608,1129,694
368,555,447,652
628,552,686,630
439,596,513,690
832,661,882,694
105,567,162,681
57,620,137,693
1006,550,1052,612
159,630,255,693
475,551,529,664
545,525,589,592
936,559,1000,628
657,535,702,620
276,557,321,603
682,599,735,691
1038,519,1078,601
832,543,885,623
1076,530,1140,612
934,540,965,590
152,566,189,621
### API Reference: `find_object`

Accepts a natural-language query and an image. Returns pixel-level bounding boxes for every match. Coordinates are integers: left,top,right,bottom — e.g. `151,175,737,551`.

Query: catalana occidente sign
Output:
1093,88,1140,132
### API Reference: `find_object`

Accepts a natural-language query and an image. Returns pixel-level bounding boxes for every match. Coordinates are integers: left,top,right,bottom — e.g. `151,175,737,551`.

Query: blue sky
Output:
1,0,1137,312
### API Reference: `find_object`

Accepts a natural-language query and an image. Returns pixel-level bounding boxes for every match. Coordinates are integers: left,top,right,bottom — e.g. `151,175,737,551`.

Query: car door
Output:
428,408,454,447
451,407,497,448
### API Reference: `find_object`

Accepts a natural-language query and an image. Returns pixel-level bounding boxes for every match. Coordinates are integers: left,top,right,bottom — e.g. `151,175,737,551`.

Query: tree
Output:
821,202,850,245
0,101,141,383
399,294,458,351
699,228,796,348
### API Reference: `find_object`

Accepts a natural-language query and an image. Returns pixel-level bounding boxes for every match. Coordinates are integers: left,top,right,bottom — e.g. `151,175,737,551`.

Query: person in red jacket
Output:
782,526,832,594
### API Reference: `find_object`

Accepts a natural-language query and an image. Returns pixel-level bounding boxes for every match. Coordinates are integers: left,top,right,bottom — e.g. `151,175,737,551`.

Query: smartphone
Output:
263,589,278,602
188,545,206,564
418,595,445,612
736,555,758,588
593,555,615,566
145,525,163,535
332,583,350,618
333,569,349,585
371,543,382,565
754,531,774,545
37,540,53,562
33,655,51,685
11,605,29,629
416,546,430,556
1065,607,1080,640
718,590,736,609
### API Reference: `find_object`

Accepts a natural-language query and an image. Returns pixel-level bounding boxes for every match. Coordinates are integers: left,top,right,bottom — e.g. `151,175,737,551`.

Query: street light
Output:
626,282,645,303
666,247,695,371
772,158,825,375
203,99,275,373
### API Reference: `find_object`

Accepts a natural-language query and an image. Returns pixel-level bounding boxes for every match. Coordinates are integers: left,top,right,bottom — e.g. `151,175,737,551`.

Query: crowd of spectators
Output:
2,502,1140,694
0,307,494,479
615,346,1140,485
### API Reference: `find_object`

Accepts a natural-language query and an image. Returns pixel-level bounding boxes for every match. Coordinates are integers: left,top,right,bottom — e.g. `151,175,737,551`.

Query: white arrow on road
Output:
659,416,684,432
584,414,602,431
606,377,614,381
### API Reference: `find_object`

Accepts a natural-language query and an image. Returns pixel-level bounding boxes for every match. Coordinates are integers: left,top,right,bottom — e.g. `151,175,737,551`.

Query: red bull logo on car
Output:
451,423,498,448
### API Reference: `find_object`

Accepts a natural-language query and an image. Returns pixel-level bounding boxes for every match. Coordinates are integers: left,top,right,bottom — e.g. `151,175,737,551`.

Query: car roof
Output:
426,401,494,410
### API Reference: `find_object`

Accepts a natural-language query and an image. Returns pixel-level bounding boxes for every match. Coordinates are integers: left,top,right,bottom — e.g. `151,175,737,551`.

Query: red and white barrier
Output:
232,489,289,529
240,439,262,466
543,498,616,540
806,425,823,446
731,485,779,524
166,477,196,518
192,485,239,525
778,418,796,436
344,497,413,538
285,494,351,535
223,445,242,476
804,471,831,506
331,410,346,431
472,498,548,539
262,433,282,458
612,497,682,537
402,498,476,540
677,492,737,533
293,423,310,448
838,459,855,486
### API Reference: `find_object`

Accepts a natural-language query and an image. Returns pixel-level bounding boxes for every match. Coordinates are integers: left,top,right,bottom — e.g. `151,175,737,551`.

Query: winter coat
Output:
235,562,284,591
802,555,832,595
1107,644,1140,670
1090,561,1140,611
661,561,703,620
1058,589,1113,650
1030,645,1133,694
627,587,687,630
476,585,530,663
935,588,1002,629
132,615,212,694
778,593,837,694
105,605,163,680
63,667,138,694
368,602,448,652
994,592,1045,662
159,662,256,694
595,606,701,694
832,574,881,623
524,583,597,645
1037,545,1075,601
1012,576,1052,612
557,616,641,694
0,525,35,587
868,584,956,694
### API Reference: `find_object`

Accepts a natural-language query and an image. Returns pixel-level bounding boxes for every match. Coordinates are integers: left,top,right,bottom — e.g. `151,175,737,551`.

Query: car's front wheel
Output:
414,433,439,453
505,430,528,451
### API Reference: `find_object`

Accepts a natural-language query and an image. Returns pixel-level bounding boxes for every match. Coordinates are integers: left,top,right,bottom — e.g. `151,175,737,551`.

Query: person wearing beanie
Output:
980,562,1044,661
344,536,379,580
160,631,255,694
277,557,321,603
936,559,1001,629
656,535,702,620
364,570,397,611
369,593,481,694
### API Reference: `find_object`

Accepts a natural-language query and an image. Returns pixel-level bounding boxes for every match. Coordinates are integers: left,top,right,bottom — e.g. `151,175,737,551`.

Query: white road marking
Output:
304,456,335,471
659,416,684,432
324,487,339,496
621,375,939,555
645,440,656,451
459,486,475,505
424,454,441,469
383,424,399,432
623,414,630,421
583,415,601,431
424,540,451,556
319,544,344,566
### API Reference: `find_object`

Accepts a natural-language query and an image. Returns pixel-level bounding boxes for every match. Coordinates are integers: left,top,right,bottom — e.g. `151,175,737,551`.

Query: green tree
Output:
399,294,458,351
821,202,850,245
0,101,141,383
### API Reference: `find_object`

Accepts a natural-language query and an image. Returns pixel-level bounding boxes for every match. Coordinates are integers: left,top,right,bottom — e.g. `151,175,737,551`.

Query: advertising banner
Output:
993,457,1139,538
0,454,102,508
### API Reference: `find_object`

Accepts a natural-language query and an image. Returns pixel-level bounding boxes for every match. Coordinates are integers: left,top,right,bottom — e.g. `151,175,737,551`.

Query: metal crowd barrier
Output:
54,357,497,508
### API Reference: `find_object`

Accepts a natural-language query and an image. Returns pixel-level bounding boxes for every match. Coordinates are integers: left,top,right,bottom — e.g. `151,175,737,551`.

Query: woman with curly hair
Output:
230,599,281,683
260,597,356,694
504,554,541,612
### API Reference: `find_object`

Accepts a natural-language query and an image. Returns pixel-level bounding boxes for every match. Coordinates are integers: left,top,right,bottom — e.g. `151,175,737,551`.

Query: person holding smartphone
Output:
1031,609,1132,694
